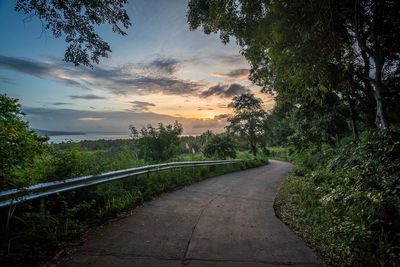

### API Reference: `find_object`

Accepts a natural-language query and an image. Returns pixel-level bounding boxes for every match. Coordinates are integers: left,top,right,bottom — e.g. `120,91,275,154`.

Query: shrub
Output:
276,130,400,266
0,94,48,190
203,133,237,159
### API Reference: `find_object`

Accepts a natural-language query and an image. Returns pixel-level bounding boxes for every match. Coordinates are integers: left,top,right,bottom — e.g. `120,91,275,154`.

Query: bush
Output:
275,130,400,266
203,133,237,159
129,121,182,162
0,94,48,190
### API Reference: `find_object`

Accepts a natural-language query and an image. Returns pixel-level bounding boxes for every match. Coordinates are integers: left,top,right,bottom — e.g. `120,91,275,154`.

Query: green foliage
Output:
15,0,131,66
227,93,267,156
203,133,237,159
0,94,48,190
275,130,400,266
0,150,267,266
129,121,183,162
187,0,400,129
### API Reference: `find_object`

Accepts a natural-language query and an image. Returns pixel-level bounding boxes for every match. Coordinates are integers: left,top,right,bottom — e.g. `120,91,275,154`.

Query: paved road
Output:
58,160,321,266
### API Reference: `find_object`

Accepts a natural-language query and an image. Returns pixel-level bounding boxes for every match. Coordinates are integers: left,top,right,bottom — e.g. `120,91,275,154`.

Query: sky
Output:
0,0,274,135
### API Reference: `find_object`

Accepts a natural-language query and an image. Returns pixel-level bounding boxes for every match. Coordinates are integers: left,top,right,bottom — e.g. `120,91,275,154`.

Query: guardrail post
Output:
147,171,150,180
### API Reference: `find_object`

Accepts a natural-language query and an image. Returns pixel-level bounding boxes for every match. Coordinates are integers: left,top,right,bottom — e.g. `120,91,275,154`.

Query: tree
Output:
187,0,400,130
0,94,48,190
203,133,237,159
129,121,183,162
227,93,267,156
15,0,131,67
264,102,295,147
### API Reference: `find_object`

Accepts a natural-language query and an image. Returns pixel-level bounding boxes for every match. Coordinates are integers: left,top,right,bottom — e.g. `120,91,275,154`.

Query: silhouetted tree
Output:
227,94,267,156
15,0,131,66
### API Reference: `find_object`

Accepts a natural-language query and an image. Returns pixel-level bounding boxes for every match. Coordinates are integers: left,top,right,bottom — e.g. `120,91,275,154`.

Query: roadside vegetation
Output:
1,0,399,266
275,130,400,266
0,94,269,266
188,1,400,265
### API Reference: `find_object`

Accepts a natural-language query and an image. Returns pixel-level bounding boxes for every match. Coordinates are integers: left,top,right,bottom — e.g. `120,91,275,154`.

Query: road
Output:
58,160,321,266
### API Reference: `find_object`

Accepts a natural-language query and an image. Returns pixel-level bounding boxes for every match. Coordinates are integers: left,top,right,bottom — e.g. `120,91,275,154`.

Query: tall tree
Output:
15,0,131,67
227,93,267,156
187,0,400,129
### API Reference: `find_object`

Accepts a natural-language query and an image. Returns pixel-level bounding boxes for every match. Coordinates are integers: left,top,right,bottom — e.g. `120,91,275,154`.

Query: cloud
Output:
214,114,230,120
70,94,106,100
145,57,180,75
211,55,246,65
0,55,53,78
129,101,156,112
78,117,104,121
0,55,207,97
55,78,91,90
200,83,249,98
225,83,250,97
52,102,72,106
114,76,205,95
197,107,214,111
212,69,249,79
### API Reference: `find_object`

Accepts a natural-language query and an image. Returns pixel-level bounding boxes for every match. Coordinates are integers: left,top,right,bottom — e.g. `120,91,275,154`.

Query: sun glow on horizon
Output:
78,117,104,121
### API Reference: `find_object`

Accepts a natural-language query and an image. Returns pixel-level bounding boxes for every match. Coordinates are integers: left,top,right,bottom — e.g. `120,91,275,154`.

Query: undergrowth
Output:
275,130,400,266
0,149,267,266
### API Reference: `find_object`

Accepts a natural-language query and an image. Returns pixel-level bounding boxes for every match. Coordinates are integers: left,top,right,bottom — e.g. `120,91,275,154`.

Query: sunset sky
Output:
0,0,274,135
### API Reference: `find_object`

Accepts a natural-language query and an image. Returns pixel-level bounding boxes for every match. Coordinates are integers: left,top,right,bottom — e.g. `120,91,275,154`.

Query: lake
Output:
48,133,131,143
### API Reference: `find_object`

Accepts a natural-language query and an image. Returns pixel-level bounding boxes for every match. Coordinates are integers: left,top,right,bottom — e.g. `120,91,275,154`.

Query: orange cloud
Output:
212,69,249,79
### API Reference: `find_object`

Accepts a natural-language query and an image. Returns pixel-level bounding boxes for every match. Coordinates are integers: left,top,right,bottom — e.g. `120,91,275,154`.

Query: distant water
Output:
48,133,130,143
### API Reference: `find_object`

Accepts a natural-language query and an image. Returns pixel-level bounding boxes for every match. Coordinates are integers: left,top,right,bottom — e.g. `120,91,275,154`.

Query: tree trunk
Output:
372,54,388,129
250,140,257,156
346,93,359,140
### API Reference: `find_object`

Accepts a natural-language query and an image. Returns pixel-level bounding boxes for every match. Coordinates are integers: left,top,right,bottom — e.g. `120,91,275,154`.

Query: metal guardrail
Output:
0,160,241,208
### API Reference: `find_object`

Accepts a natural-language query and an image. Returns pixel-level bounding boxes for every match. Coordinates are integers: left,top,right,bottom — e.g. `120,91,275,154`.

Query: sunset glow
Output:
0,0,275,135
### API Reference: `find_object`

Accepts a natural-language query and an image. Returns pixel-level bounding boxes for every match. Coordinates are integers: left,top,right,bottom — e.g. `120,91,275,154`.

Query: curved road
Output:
59,160,321,266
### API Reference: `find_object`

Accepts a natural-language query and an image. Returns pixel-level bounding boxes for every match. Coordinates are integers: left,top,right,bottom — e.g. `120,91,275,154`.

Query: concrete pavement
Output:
58,160,321,266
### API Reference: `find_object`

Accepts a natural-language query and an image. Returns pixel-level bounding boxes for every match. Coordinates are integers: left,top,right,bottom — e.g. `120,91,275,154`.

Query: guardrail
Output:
0,160,241,208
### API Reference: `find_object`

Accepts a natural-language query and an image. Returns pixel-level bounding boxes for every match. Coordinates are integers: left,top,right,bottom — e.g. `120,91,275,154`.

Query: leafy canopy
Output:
187,0,400,129
0,94,48,190
15,0,131,67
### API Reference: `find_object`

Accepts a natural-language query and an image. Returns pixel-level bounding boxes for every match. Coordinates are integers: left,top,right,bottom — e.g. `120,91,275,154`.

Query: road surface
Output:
58,160,321,266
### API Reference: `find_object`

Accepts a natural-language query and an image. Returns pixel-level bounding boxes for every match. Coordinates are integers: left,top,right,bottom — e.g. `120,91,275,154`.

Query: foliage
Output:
275,130,400,266
0,147,268,266
203,133,237,159
15,0,131,66
227,93,267,156
129,121,183,162
0,94,48,190
187,0,400,129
